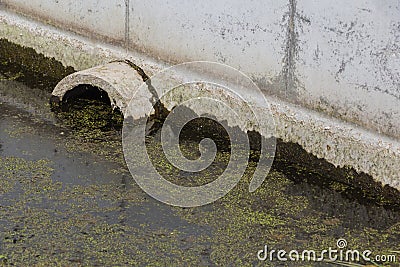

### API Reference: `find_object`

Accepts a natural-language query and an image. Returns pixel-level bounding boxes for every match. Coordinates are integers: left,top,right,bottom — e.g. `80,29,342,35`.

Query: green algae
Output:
0,157,55,194
1,99,400,266
54,88,123,134
48,97,400,266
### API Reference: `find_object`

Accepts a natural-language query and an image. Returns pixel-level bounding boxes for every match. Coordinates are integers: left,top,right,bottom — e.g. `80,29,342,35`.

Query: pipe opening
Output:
53,84,124,133
62,84,111,105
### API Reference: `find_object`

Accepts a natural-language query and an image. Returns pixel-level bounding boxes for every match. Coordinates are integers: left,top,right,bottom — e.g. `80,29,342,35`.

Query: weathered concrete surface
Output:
1,0,126,44
0,7,400,190
297,0,400,138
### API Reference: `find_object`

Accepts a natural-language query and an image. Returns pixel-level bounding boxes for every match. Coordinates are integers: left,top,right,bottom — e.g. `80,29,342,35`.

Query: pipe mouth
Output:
52,84,124,133
52,84,111,110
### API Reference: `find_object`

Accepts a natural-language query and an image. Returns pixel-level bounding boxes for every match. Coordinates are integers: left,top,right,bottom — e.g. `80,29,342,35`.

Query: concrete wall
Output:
1,0,400,139
1,0,126,43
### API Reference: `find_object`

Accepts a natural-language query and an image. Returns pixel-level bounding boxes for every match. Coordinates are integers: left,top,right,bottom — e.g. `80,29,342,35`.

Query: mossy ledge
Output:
272,138,400,210
0,38,75,91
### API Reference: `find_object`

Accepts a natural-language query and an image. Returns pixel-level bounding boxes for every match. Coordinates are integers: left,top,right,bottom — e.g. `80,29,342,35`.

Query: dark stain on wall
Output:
281,0,298,98
274,0,309,102
124,0,130,51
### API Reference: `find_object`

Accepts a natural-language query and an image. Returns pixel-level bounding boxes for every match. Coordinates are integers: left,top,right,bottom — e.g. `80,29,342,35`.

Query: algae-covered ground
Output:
0,60,399,266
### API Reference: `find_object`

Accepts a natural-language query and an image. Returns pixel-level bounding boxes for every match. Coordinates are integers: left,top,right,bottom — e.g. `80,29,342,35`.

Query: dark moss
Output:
272,139,400,210
0,38,75,91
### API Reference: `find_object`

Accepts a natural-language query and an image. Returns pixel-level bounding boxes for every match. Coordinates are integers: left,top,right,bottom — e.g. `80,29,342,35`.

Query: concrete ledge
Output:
1,9,400,190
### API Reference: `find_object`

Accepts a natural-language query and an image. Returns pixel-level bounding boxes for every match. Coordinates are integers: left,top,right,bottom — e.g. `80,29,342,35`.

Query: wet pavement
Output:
0,76,399,266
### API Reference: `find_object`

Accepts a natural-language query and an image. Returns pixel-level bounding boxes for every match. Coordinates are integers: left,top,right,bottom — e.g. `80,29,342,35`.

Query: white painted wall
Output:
1,0,126,41
128,0,285,78
297,0,400,137
2,0,400,138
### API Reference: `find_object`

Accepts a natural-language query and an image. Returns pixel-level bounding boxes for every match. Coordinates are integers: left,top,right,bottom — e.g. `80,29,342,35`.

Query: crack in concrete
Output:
282,0,299,98
112,59,168,124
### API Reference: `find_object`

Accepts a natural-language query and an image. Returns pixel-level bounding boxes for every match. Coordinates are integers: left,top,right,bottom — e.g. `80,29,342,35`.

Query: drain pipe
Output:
50,60,151,116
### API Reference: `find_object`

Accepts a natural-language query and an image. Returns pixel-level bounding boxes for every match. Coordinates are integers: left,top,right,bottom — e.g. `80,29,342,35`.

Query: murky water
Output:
0,83,212,265
0,76,399,266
